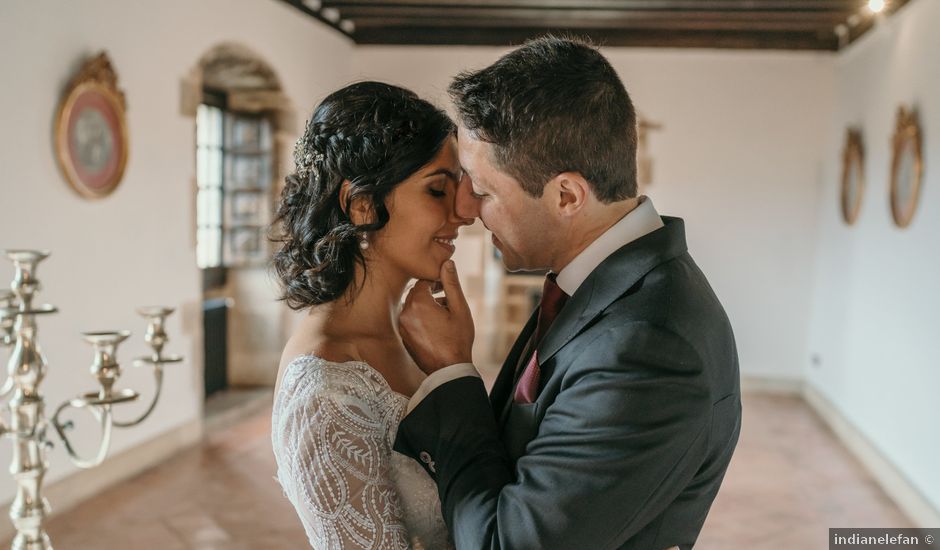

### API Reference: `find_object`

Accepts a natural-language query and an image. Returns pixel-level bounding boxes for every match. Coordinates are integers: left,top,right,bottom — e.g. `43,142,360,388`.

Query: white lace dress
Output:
272,355,453,550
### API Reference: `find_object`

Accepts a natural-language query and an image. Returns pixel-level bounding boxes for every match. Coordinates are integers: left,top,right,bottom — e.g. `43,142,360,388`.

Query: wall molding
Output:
0,418,203,543
741,374,804,395
802,384,940,529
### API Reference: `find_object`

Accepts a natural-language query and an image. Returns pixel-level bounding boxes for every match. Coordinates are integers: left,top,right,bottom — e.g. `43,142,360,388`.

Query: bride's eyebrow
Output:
423,167,461,183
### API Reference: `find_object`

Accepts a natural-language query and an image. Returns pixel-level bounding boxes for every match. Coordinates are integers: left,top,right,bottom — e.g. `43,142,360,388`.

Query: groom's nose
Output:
455,176,482,220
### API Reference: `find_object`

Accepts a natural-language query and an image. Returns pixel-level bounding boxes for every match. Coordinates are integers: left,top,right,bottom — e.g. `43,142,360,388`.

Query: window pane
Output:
197,188,208,223
226,155,262,189
207,148,223,187
197,147,208,187
208,107,222,147
206,188,222,227
261,156,273,189
229,116,262,152
260,118,272,151
225,227,262,266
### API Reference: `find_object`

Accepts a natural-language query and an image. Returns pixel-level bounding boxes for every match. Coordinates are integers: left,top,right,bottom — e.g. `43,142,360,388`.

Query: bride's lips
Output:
433,235,456,255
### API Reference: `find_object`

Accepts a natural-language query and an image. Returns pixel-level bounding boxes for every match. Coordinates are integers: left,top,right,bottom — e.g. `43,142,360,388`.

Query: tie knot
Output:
535,274,568,343
541,274,567,317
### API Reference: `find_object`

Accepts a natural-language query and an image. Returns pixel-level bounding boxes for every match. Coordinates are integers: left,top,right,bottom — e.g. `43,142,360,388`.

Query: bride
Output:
270,81,469,549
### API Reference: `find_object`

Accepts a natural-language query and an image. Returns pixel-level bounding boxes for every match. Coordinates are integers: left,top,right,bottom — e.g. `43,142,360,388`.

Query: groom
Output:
395,36,741,550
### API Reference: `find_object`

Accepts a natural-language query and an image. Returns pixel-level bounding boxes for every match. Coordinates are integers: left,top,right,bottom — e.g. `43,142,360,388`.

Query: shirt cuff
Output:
407,363,480,413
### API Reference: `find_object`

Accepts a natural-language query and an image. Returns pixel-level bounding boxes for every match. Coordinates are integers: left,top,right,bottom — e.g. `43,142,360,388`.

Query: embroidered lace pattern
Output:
272,355,452,549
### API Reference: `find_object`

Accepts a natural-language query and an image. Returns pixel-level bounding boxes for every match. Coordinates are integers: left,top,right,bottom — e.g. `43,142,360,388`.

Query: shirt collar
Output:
555,196,664,296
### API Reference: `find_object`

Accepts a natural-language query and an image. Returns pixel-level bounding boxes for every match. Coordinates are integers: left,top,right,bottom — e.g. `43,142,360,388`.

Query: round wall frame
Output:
840,128,865,225
889,106,924,228
54,52,128,199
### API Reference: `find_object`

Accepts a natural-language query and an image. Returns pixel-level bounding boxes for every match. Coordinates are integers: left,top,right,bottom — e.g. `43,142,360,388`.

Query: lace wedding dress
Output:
272,355,453,550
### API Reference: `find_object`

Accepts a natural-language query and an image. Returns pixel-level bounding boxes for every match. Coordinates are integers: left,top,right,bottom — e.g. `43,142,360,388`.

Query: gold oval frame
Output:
840,128,865,225
889,106,923,228
54,52,129,200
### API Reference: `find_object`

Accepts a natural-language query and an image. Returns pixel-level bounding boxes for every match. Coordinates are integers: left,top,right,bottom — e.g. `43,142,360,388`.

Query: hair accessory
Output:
293,121,325,181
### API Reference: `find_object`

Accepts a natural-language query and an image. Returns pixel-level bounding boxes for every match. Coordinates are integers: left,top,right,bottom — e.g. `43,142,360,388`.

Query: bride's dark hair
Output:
271,81,455,310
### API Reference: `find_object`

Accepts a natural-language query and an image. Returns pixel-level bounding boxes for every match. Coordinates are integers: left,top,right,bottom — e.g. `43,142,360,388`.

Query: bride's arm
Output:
276,389,412,549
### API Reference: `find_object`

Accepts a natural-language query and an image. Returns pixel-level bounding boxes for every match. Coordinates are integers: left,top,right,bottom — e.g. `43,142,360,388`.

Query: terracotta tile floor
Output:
11,392,911,549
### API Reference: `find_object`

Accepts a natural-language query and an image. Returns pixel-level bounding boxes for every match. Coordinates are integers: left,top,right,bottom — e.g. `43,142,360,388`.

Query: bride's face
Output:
370,137,471,281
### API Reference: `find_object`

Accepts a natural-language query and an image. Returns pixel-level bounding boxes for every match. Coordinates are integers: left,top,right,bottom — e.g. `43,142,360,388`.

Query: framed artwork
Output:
889,106,924,228
54,52,128,199
840,128,865,225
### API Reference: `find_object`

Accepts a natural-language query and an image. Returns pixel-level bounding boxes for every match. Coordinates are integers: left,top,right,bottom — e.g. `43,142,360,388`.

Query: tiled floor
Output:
12,392,911,549
694,393,912,549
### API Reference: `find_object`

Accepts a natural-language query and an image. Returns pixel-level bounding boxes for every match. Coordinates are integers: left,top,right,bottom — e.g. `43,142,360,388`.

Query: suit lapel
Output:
489,307,539,421
537,217,688,367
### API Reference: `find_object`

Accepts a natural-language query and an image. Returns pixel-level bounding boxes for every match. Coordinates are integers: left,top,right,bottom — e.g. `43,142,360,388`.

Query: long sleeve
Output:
395,324,729,550
273,364,412,550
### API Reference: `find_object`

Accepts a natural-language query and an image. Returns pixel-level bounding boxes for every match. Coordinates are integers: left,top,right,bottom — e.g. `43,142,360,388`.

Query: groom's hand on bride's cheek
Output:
399,260,475,375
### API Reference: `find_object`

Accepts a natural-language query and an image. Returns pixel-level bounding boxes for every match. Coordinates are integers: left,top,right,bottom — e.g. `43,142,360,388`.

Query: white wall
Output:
2,0,935,527
0,0,353,505
353,46,835,381
807,0,940,514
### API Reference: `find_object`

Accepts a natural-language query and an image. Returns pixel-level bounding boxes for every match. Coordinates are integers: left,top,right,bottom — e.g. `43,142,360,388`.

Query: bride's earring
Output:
359,236,369,250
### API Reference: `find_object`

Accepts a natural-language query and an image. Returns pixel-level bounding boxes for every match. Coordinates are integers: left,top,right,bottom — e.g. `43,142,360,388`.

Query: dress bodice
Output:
271,355,452,549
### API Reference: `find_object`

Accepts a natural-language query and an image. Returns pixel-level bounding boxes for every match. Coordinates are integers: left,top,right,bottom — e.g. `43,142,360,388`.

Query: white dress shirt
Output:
407,196,664,412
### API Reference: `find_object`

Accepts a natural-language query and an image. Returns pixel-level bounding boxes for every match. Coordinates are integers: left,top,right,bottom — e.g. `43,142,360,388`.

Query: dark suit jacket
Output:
395,217,741,550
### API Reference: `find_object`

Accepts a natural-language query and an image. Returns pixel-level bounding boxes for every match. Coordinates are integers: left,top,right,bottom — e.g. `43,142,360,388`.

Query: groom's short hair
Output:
449,35,638,202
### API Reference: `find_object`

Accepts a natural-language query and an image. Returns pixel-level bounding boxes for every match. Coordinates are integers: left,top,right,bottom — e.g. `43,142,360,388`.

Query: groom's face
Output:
455,126,555,272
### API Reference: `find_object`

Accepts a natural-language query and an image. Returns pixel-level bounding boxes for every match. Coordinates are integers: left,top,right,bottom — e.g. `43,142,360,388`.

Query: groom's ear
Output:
549,172,591,217
339,180,375,225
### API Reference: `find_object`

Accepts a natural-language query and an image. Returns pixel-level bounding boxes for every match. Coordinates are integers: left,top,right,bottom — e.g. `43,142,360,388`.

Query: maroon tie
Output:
513,274,568,404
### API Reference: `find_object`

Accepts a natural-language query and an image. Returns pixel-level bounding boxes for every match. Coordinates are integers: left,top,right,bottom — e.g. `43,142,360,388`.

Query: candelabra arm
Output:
112,366,163,428
0,376,14,400
50,398,114,469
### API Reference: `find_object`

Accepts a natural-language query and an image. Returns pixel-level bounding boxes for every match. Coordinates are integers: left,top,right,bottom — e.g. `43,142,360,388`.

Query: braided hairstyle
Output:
271,81,455,309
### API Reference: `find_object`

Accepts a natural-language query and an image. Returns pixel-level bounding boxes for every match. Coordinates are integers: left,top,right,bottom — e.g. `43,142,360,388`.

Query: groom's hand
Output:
400,260,475,375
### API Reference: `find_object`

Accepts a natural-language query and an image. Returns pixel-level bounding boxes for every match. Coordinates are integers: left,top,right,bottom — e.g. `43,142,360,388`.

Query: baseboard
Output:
741,374,803,395
0,417,203,542
803,385,940,529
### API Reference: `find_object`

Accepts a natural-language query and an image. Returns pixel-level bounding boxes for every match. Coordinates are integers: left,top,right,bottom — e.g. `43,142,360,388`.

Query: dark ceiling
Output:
280,0,910,51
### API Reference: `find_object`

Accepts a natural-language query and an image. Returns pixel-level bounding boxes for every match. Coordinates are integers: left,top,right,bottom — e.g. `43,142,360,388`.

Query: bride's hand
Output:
399,260,475,374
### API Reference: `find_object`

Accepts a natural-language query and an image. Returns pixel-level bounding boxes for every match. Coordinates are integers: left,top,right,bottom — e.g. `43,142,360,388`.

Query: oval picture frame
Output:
840,128,865,225
889,106,924,228
54,52,129,200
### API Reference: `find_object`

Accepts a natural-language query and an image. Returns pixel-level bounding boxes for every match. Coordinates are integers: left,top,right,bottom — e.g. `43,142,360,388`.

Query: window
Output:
196,93,273,270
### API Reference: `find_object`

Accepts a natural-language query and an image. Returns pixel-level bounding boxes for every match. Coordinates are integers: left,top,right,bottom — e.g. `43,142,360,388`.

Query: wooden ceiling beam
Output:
351,17,842,33
335,7,854,23
353,26,838,50
325,0,862,9
287,0,911,51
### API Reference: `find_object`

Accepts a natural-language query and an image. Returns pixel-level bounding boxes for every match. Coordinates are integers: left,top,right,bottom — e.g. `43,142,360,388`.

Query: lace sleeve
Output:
275,381,411,549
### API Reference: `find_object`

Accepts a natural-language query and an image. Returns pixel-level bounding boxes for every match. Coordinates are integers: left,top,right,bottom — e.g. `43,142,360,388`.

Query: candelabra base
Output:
11,533,51,550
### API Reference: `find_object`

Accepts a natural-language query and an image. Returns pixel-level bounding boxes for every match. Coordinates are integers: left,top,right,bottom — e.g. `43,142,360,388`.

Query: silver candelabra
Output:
0,249,183,549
